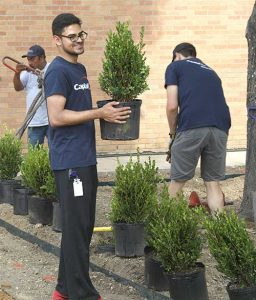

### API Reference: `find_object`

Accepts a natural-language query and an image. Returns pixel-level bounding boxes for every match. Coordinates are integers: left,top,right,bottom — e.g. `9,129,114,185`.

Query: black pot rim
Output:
227,281,256,292
113,222,144,227
0,179,18,183
97,99,142,103
96,99,142,108
164,262,205,278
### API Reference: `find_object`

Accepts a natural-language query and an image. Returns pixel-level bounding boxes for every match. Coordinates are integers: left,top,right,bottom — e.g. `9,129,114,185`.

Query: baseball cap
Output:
22,45,45,58
172,42,196,62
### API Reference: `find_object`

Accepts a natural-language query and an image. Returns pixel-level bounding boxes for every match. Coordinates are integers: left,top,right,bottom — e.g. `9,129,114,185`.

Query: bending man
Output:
165,42,231,212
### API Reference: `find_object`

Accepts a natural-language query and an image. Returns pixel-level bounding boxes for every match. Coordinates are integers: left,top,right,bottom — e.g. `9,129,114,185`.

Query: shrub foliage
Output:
20,145,56,200
0,129,22,180
98,21,150,102
110,153,159,224
149,189,203,273
204,211,256,288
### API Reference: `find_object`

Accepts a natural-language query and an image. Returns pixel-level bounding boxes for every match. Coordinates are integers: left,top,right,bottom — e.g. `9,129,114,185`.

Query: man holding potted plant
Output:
165,42,231,212
44,13,131,300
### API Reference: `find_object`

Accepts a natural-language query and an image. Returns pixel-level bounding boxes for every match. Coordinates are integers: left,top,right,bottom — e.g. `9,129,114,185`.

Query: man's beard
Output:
63,45,84,57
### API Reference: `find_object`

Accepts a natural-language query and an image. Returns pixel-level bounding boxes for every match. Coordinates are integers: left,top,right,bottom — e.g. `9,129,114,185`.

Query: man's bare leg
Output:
204,181,224,212
168,180,186,198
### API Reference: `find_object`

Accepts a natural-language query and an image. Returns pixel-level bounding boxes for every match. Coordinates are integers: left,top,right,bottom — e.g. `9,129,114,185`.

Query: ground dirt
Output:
0,166,248,300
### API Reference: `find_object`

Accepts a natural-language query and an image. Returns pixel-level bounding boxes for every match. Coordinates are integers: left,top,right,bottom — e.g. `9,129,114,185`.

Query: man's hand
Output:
13,64,27,91
166,134,176,163
100,101,131,124
15,63,27,75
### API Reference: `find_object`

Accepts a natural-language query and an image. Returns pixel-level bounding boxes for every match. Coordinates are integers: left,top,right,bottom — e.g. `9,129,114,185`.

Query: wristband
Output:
169,133,176,139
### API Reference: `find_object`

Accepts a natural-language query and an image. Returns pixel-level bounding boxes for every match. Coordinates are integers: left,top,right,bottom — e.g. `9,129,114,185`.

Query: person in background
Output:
44,13,131,300
13,44,49,146
165,42,231,212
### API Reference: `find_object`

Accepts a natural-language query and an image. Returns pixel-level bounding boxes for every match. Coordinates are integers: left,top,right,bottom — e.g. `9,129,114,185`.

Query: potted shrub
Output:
149,192,209,300
20,145,56,225
0,128,23,205
144,184,169,292
204,210,256,300
97,21,150,140
110,152,159,257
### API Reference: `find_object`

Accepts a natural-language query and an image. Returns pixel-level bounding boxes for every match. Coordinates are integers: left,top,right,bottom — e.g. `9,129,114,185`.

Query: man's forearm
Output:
166,85,178,134
167,108,178,134
13,73,24,91
48,108,102,127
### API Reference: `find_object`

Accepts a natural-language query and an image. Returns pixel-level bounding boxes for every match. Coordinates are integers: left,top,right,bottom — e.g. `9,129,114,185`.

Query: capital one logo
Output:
74,83,90,90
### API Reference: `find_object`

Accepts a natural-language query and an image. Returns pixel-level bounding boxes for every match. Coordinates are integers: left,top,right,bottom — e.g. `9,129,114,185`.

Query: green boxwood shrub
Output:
148,188,203,273
110,153,159,224
0,129,22,180
204,210,256,288
145,184,169,250
20,145,56,200
98,21,150,102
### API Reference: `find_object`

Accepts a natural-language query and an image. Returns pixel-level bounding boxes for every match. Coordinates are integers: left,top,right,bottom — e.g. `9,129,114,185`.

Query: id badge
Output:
73,178,83,197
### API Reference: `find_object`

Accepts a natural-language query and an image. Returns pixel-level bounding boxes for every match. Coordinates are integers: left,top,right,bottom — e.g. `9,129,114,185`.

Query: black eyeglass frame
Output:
58,31,88,42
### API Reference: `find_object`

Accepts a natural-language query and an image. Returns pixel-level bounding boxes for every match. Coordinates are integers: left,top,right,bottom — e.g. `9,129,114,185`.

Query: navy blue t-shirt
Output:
44,56,96,170
165,58,231,133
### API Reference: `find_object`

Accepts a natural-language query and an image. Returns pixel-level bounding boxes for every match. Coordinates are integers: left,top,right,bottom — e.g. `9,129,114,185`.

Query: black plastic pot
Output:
0,179,21,205
13,187,29,215
144,246,169,291
165,262,209,300
96,99,142,140
52,202,62,232
28,195,53,225
227,282,256,300
113,223,145,257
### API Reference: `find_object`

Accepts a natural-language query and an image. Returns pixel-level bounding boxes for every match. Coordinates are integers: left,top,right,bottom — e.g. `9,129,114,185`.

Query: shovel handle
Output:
2,56,36,74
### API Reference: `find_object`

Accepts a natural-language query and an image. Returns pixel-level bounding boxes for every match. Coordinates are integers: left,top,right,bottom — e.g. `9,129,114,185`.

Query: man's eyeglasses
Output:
58,31,88,42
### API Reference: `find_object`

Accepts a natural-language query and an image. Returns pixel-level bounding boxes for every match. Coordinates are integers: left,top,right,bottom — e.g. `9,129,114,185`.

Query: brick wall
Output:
0,0,254,153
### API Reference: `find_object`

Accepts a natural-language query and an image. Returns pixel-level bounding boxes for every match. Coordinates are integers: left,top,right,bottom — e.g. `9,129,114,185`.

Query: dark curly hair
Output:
52,13,82,35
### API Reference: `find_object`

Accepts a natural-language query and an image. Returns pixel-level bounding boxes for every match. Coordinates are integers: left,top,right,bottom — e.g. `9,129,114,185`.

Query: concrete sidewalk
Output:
97,150,246,173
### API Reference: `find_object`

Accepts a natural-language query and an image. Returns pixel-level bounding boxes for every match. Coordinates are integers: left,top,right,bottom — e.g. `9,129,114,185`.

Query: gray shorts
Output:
170,127,228,181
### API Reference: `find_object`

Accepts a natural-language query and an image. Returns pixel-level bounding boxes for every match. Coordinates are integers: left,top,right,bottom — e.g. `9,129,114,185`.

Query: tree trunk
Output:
239,1,256,221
